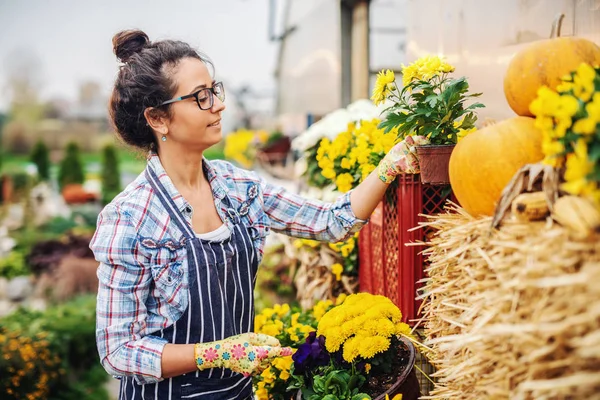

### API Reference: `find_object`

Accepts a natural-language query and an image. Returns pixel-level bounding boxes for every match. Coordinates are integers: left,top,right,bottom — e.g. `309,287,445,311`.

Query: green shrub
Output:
30,140,51,181
58,142,85,190
101,144,121,205
0,250,29,279
0,295,108,400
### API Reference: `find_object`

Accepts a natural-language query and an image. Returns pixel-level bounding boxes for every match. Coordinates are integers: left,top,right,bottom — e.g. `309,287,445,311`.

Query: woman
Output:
90,29,423,400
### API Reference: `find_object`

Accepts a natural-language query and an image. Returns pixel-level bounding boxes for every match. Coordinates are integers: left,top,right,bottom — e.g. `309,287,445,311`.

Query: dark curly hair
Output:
109,29,213,151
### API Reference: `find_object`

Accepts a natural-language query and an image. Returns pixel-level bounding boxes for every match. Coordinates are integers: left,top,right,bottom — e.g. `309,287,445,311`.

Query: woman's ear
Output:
144,107,169,135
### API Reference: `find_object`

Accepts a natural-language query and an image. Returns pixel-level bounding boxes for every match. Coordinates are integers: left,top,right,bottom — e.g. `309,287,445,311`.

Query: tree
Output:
30,140,50,181
58,142,84,190
101,144,121,205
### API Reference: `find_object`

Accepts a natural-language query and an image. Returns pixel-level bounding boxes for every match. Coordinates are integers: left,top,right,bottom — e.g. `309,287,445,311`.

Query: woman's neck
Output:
158,146,208,192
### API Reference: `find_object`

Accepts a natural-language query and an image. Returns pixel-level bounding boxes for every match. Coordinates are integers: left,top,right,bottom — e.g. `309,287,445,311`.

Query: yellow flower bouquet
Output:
530,63,600,206
372,55,484,145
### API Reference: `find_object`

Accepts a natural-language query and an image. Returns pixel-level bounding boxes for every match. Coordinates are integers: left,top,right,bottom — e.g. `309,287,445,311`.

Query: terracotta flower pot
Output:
416,144,455,185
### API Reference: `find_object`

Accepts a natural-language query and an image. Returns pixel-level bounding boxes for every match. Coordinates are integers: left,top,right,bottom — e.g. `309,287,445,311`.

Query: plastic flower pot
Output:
372,336,420,400
416,144,455,185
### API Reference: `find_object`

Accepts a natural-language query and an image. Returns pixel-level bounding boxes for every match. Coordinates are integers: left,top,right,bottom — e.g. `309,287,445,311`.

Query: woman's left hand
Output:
377,135,429,184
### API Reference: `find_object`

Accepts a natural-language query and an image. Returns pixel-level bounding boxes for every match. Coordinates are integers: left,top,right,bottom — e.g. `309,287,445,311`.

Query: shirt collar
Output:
146,152,229,214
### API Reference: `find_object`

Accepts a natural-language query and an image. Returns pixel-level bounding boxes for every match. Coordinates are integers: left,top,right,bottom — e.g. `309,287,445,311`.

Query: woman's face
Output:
162,57,226,151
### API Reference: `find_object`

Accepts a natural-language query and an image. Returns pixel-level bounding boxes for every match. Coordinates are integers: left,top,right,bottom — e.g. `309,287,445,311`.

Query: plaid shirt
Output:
90,153,367,384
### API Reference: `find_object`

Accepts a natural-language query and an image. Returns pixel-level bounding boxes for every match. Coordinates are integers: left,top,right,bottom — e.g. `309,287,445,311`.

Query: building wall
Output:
376,0,600,121
276,0,342,135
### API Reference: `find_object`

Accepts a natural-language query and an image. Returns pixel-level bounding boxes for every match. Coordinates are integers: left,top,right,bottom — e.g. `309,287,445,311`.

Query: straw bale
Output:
419,204,600,399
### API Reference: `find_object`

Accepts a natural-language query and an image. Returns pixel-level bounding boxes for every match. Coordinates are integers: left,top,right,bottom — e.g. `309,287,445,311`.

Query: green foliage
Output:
379,75,484,145
9,171,32,192
291,366,370,400
0,295,108,400
58,142,85,190
0,250,29,279
100,144,121,205
204,143,225,160
30,140,51,181
303,143,330,188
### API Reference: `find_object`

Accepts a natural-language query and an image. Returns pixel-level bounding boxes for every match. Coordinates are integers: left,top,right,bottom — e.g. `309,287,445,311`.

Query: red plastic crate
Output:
358,174,454,325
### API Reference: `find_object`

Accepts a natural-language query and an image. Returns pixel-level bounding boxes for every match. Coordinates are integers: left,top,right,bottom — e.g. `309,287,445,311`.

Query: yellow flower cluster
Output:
317,293,412,363
316,119,399,192
0,331,62,399
530,63,600,205
255,355,294,400
328,232,358,257
223,128,268,168
255,304,315,344
292,238,321,249
401,55,455,87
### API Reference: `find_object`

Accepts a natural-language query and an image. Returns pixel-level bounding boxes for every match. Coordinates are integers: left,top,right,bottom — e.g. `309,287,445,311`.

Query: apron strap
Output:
145,166,196,240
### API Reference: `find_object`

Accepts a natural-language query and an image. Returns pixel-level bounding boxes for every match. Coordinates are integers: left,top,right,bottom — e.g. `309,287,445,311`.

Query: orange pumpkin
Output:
449,117,544,217
504,15,600,117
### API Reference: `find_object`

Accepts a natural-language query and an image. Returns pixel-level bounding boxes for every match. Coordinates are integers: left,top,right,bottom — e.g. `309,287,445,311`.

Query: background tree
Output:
30,140,50,181
101,144,121,205
58,142,84,190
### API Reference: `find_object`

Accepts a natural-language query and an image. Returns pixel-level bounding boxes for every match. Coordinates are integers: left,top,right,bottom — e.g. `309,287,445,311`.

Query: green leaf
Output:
588,143,600,162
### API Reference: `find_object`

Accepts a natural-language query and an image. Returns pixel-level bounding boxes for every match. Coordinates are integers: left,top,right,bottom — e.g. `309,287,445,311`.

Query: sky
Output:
0,0,281,111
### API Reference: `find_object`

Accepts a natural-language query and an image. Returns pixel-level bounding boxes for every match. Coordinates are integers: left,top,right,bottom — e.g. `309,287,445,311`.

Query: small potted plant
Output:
289,293,420,400
372,56,484,185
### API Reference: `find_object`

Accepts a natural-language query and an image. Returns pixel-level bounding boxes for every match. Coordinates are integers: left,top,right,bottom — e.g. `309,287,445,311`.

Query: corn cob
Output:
511,191,550,222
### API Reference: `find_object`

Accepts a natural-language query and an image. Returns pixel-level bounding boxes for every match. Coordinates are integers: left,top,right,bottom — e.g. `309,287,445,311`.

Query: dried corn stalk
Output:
419,203,600,399
278,234,358,310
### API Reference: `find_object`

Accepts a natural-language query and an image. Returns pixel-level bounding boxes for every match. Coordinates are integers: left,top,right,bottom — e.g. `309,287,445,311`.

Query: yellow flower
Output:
457,127,476,142
335,293,347,305
562,139,594,196
386,395,403,400
331,263,343,281
401,55,454,86
261,367,276,384
365,363,371,374
371,69,395,106
335,173,355,193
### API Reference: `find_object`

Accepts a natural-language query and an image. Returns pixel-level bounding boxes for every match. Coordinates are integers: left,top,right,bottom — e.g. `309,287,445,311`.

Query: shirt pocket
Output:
150,261,188,320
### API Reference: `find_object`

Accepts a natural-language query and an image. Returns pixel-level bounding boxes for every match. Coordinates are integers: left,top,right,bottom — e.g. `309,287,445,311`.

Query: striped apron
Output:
118,165,258,399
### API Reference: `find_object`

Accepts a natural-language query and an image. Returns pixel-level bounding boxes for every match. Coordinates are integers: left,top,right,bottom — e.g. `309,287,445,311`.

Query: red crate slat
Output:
358,174,453,325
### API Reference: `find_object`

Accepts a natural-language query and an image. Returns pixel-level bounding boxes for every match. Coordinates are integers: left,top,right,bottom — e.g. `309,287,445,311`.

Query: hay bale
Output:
419,204,600,399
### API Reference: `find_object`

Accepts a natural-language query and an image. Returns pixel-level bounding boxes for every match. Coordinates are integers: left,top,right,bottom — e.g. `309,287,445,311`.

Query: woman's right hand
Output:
194,332,293,377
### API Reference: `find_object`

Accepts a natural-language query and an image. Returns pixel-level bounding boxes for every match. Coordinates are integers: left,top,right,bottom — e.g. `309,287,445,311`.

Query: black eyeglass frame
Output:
158,81,225,110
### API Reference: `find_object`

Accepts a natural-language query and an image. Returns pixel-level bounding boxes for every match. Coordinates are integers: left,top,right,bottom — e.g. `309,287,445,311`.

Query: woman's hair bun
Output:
112,29,150,63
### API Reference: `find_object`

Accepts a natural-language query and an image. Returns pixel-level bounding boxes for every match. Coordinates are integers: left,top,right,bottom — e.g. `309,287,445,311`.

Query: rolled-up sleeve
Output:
260,179,368,242
90,204,167,385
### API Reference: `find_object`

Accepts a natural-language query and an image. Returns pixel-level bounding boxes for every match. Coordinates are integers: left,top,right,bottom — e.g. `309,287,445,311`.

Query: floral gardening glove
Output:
377,135,429,184
194,332,293,377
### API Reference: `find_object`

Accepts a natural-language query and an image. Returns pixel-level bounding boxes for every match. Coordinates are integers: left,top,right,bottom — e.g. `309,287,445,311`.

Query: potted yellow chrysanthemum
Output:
289,293,420,400
372,56,484,185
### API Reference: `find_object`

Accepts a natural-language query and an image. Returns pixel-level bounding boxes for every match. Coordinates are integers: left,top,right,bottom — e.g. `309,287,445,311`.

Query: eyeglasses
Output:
158,81,225,110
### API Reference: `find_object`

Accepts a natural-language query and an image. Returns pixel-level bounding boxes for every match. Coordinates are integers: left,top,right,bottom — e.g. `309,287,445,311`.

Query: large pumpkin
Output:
449,117,544,217
504,16,600,117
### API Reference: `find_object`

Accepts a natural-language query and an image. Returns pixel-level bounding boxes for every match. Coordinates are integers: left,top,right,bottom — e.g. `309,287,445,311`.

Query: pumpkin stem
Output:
550,13,565,39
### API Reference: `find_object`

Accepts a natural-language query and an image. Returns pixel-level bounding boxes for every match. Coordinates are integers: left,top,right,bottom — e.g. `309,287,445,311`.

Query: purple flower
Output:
292,332,330,375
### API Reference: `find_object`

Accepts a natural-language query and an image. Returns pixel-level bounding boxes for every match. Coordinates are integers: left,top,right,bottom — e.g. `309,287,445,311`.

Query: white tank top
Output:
195,223,231,242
